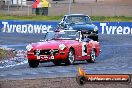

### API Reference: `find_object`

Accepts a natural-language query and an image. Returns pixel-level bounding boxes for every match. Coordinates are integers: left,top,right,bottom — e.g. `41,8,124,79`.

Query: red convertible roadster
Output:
26,30,101,68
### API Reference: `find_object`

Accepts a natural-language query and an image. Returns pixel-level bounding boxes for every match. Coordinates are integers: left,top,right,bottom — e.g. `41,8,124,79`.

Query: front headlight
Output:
59,44,66,50
94,26,98,32
26,44,33,51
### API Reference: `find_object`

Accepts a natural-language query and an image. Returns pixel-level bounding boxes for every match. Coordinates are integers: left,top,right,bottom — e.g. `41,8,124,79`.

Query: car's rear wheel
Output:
86,49,96,63
28,60,39,68
53,60,61,66
65,49,75,65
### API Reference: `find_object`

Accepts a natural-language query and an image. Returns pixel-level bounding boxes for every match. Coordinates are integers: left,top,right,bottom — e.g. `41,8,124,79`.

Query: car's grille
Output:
34,49,59,56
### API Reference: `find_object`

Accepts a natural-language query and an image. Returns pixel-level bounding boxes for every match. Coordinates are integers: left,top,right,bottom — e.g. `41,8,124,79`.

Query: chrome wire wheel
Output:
90,49,96,62
65,49,75,65
86,49,96,63
68,50,74,64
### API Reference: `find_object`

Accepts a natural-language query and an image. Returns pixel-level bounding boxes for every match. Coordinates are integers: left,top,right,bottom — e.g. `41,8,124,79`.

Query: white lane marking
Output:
127,67,132,69
11,73,22,76
29,72,39,75
0,74,7,77
56,70,71,73
102,44,132,47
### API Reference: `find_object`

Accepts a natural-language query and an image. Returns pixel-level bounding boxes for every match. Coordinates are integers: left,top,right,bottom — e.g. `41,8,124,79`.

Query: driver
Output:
81,31,91,42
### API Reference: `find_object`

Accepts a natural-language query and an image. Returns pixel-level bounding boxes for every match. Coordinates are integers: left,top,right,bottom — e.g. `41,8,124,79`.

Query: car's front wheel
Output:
65,49,75,65
28,60,39,68
86,49,96,63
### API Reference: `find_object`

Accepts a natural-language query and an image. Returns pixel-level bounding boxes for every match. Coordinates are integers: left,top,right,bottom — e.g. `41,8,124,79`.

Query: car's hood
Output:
69,23,96,31
32,40,77,50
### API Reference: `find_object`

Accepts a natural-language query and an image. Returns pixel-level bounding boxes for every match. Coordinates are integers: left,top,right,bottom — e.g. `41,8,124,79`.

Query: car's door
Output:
74,31,87,60
75,41,89,60
73,41,82,60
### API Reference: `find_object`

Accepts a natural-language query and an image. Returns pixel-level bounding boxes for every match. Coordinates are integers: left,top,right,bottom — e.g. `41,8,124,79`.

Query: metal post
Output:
11,0,13,4
68,0,71,14
17,0,19,10
7,0,10,14
21,0,23,10
28,5,30,16
73,0,75,3
90,6,92,16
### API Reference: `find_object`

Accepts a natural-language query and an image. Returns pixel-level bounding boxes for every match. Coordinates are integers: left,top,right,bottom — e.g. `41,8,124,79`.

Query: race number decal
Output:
82,42,87,56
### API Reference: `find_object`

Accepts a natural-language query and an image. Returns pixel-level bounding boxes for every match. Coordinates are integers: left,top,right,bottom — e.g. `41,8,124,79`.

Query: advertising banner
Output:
0,20,58,33
94,22,132,34
0,20,132,34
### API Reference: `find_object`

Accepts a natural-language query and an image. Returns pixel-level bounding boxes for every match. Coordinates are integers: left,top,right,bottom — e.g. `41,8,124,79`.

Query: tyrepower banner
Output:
0,20,58,33
94,22,132,34
0,20,132,34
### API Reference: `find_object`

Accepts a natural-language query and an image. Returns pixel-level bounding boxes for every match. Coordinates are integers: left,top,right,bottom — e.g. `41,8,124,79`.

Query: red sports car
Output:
26,30,101,68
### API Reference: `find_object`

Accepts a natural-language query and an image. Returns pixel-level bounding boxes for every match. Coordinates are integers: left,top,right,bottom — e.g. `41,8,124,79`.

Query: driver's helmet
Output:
81,31,89,39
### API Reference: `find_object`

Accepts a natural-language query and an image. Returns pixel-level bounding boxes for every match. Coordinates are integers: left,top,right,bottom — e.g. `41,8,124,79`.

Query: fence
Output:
0,0,31,16
0,0,132,16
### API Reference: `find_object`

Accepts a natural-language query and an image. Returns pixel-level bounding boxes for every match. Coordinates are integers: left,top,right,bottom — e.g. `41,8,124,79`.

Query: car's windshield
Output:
45,30,79,40
65,15,91,24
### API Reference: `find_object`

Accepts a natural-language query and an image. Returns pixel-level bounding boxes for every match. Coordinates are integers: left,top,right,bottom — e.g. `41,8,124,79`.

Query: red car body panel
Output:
27,39,100,62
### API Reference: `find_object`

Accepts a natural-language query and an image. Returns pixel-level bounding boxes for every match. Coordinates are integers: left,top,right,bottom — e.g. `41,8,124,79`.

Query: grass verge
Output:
0,48,16,61
0,15,131,22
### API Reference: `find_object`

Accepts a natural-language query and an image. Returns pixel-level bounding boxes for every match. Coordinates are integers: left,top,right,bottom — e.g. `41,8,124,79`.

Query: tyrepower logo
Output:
1,21,52,33
100,23,132,34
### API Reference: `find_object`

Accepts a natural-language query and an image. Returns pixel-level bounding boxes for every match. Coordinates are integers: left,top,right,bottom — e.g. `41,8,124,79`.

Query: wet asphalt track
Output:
0,34,132,80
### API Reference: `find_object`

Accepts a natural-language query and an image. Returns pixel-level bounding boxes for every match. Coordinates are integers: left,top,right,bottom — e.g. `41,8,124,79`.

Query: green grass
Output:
0,48,16,60
91,16,132,22
0,15,63,21
0,15,132,22
0,49,8,60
